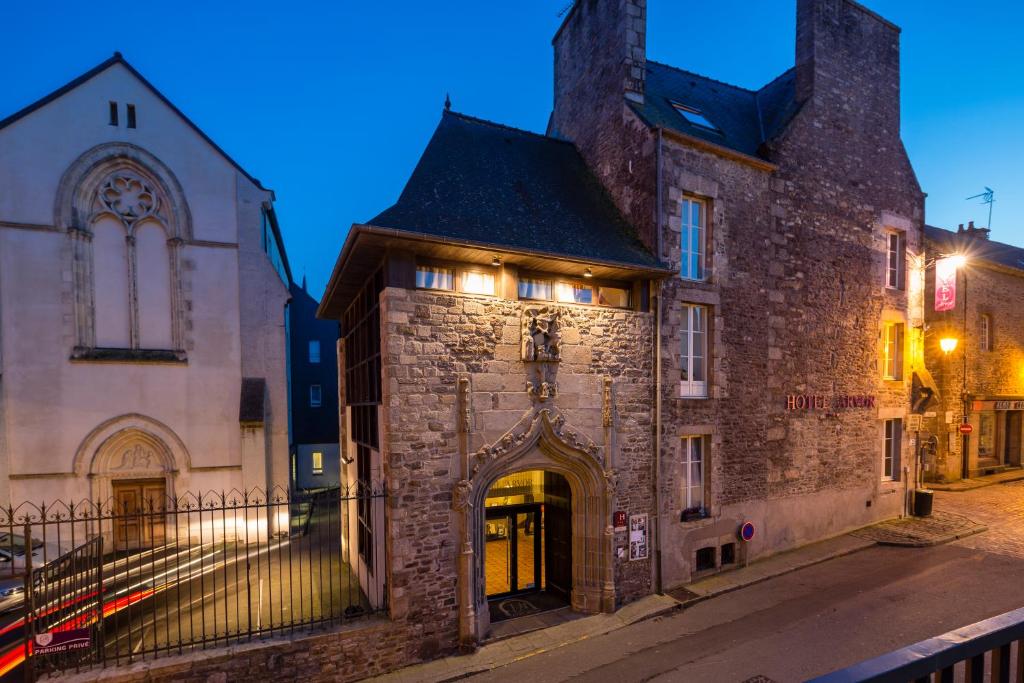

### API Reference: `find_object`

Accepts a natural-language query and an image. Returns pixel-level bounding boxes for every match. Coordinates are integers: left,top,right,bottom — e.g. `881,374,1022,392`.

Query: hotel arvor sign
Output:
786,394,876,412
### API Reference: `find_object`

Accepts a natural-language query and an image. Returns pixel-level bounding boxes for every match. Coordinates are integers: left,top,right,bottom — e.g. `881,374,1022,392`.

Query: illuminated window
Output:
682,436,705,510
310,384,322,407
883,418,902,480
518,277,552,300
312,451,323,475
554,282,593,304
882,322,904,380
597,286,630,308
461,270,495,295
979,413,995,458
680,304,708,398
308,339,321,364
681,198,707,281
980,315,992,351
415,266,454,290
886,231,906,290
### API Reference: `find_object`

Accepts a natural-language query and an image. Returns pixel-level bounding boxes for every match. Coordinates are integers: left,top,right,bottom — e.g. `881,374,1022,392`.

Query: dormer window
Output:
672,103,719,133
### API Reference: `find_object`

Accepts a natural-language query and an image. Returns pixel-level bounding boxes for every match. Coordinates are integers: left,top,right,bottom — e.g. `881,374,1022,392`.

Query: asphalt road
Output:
470,489,1024,682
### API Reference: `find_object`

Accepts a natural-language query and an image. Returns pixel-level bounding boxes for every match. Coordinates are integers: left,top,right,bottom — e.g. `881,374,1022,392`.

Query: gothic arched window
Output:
88,172,176,351
59,145,191,362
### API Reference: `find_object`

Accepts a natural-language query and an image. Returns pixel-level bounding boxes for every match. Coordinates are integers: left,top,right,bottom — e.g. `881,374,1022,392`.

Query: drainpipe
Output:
654,278,664,594
652,129,666,595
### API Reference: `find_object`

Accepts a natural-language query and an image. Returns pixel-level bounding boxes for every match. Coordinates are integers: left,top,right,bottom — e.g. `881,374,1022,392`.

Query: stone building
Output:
316,0,926,673
0,54,291,515
923,223,1024,482
288,279,341,490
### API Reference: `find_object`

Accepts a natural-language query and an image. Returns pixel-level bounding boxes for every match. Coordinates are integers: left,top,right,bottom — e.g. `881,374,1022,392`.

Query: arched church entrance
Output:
483,470,572,622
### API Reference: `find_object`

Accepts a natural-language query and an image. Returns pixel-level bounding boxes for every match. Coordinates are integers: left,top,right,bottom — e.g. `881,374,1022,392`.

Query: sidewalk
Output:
372,594,679,683
928,469,1024,492
850,509,986,547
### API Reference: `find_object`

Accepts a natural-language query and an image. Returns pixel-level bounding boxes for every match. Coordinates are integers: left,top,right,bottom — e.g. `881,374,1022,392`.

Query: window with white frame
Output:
882,322,904,380
311,451,323,475
681,436,705,511
680,197,707,281
883,418,902,480
980,314,992,351
680,304,708,398
310,384,322,407
308,339,321,364
415,265,455,291
885,231,906,290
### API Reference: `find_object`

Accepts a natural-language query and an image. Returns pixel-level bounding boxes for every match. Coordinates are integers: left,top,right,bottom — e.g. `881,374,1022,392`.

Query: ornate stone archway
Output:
73,414,191,504
456,408,615,643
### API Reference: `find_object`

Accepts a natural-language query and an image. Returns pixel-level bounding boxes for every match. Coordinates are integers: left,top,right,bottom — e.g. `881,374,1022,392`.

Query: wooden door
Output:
1006,411,1023,466
113,479,166,550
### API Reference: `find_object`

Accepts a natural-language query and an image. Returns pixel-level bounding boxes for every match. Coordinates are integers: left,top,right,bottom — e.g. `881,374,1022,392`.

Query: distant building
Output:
924,223,1024,481
0,54,291,521
288,279,340,490
318,0,925,665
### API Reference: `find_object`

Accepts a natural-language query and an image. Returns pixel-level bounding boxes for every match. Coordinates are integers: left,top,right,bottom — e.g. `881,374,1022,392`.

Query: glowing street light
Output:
939,337,959,355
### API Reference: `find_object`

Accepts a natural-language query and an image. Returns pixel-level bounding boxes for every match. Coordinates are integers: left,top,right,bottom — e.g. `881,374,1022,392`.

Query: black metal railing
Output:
0,485,386,681
810,606,1024,682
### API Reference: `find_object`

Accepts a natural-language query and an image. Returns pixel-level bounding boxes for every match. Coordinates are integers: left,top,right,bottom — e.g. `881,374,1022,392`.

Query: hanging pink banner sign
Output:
934,257,957,312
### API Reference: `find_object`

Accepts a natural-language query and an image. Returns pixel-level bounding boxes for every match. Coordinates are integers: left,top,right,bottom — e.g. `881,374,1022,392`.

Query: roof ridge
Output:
646,59,756,94
756,65,797,94
445,109,573,145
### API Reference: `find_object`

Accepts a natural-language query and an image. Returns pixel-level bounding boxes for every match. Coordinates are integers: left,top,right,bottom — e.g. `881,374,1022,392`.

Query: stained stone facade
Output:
316,0,928,677
924,225,1024,482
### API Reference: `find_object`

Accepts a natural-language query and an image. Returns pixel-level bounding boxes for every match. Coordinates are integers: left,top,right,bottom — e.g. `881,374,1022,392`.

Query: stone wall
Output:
923,238,1024,481
380,285,656,630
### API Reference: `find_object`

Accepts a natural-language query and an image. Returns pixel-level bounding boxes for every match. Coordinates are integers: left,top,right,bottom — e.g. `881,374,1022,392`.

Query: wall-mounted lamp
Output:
939,337,959,355
491,255,501,267
583,268,593,279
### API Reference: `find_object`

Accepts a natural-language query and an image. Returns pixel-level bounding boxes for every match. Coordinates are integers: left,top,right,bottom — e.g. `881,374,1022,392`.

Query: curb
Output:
929,472,1024,492
873,523,988,548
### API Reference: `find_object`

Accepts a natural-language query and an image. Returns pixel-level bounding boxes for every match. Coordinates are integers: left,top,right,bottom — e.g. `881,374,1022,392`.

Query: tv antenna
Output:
966,187,995,229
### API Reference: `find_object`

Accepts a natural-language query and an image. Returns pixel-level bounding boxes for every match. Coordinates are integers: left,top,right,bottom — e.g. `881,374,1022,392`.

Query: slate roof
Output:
629,61,800,160
926,225,1024,273
368,110,665,270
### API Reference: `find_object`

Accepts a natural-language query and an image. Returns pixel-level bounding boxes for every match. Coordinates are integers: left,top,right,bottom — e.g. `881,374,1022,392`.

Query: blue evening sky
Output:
3,1,1021,297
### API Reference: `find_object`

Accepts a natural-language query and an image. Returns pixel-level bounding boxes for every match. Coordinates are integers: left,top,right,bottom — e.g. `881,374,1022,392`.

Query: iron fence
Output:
0,485,386,680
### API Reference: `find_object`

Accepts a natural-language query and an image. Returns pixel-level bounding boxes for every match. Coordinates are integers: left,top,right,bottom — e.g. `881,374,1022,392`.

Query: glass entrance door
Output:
485,505,542,597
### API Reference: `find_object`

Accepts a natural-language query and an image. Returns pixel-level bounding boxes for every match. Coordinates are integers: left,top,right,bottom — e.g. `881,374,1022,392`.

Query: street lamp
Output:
940,337,959,355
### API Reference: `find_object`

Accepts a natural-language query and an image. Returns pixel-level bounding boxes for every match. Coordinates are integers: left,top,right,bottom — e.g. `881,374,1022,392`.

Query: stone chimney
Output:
552,0,646,134
958,221,991,240
795,0,902,133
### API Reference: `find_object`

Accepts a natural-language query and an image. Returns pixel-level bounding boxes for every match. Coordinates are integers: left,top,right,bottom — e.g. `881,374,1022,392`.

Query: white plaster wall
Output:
0,62,289,506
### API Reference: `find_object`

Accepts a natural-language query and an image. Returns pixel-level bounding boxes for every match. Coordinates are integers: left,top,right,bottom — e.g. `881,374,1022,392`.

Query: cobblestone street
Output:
466,481,1024,682
937,480,1024,558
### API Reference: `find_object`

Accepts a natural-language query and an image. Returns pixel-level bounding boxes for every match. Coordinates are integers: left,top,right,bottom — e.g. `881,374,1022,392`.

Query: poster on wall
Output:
934,257,958,312
629,513,648,561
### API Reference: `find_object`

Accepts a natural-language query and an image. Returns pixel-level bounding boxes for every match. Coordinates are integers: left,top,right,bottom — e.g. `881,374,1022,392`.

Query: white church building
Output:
0,53,291,511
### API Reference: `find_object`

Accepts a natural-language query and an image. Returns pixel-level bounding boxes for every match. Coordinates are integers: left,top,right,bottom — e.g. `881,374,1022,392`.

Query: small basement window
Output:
672,103,719,132
721,542,736,566
695,546,716,572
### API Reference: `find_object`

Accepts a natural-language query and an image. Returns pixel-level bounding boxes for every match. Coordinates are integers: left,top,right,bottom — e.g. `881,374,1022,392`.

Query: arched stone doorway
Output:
463,409,614,641
482,470,573,622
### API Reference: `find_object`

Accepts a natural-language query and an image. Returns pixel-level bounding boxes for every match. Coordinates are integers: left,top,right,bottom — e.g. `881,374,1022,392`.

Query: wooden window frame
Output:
680,304,709,398
517,269,633,310
882,322,904,381
415,259,499,296
885,230,907,291
680,196,710,282
883,418,902,481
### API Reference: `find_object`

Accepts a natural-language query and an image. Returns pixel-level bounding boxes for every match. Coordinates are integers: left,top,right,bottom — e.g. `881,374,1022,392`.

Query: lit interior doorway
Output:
484,470,571,622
